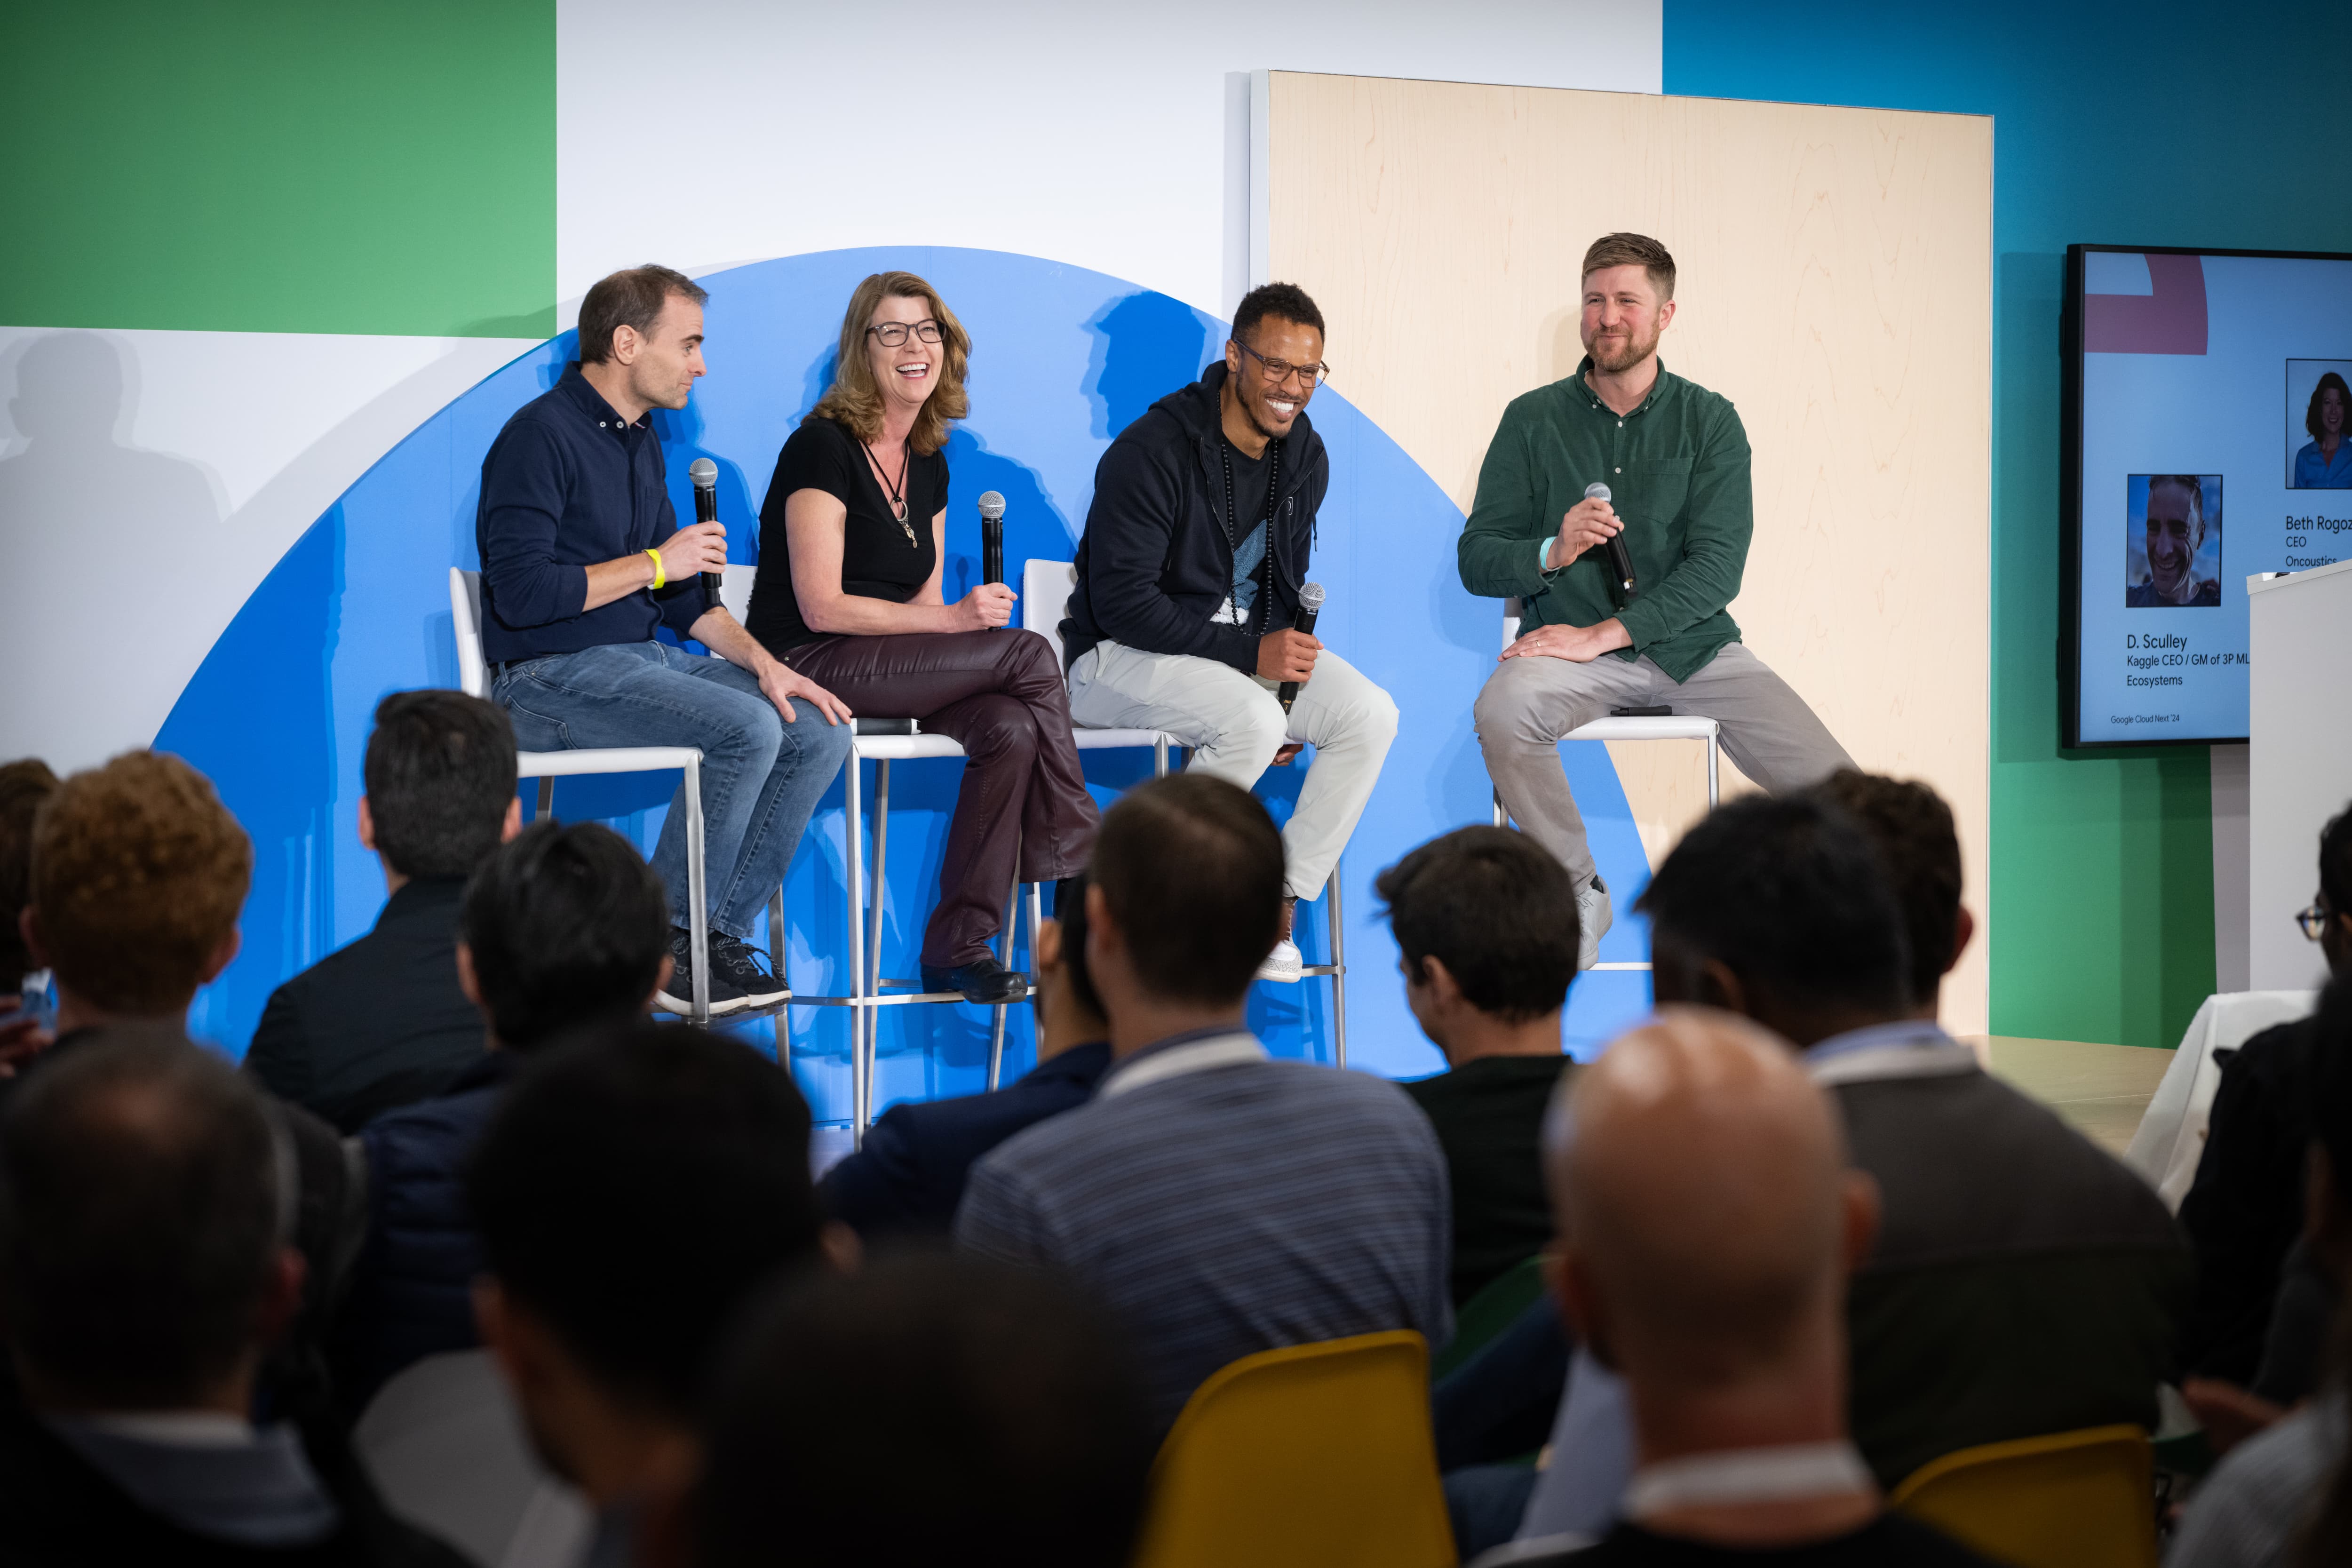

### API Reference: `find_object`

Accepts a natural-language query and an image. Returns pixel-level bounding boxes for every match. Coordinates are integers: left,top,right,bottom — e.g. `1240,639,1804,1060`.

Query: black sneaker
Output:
708,931,790,1010
657,926,748,1017
919,956,1029,1005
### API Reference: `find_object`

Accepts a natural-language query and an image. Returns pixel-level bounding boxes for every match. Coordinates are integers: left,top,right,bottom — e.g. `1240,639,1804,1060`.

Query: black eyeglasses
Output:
1236,340,1330,388
867,320,944,347
2299,898,2333,941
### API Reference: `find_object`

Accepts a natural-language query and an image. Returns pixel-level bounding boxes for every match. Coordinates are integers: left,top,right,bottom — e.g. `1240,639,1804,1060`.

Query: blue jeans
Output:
494,642,854,941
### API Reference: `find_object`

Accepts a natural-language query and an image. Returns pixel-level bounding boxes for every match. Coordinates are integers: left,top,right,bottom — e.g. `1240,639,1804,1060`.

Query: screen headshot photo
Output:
2125,474,2223,607
2288,359,2352,488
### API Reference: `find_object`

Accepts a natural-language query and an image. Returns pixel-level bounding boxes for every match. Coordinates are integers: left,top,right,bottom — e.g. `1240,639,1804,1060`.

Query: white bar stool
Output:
1489,597,1720,974
1027,559,1347,1066
450,568,719,1023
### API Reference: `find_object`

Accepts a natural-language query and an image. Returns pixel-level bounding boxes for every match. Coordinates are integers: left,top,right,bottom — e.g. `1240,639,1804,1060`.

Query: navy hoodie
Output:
1062,361,1328,674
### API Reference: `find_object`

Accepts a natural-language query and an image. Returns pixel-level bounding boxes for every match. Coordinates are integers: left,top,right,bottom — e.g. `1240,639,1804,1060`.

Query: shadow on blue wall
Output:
165,247,1657,1116
1087,290,1213,440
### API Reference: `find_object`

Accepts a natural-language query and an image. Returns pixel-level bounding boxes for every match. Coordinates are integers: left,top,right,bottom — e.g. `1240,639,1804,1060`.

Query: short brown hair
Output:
0,760,61,979
579,264,708,366
1090,775,1283,1007
810,271,972,456
1581,232,1677,302
31,753,252,1015
1814,770,1962,1008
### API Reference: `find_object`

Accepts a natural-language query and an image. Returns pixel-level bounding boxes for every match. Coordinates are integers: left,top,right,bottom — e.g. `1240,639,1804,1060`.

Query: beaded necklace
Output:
1217,432,1281,633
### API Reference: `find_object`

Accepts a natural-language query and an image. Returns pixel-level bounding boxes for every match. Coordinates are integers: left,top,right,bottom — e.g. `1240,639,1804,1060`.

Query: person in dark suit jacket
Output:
0,1034,468,1568
821,870,1112,1240
330,819,670,1420
245,692,522,1134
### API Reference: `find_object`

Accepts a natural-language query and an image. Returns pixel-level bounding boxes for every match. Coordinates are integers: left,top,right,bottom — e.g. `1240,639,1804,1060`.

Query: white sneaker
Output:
1577,876,1613,971
1257,938,1304,983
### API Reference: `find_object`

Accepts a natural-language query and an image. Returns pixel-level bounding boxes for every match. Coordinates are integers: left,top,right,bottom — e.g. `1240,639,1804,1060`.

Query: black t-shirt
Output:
747,416,948,653
1402,1055,1568,1307
1217,436,1277,629
1529,1514,1997,1567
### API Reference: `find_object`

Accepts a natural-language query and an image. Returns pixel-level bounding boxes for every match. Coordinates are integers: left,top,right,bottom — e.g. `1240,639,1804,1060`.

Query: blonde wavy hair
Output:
809,271,971,455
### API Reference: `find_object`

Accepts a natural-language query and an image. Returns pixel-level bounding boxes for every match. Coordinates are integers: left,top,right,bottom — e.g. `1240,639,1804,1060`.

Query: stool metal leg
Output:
1707,732,1720,808
1329,870,1346,1070
537,776,554,818
845,755,870,1144
993,841,1030,1100
1155,736,1169,778
684,757,709,1027
768,887,789,1055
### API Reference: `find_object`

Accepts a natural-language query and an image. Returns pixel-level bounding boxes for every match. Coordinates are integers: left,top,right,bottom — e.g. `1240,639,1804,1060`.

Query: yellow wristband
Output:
644,548,666,589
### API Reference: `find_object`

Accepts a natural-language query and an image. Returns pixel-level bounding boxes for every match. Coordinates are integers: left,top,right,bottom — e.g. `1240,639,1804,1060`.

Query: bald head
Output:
1546,1009,1869,1390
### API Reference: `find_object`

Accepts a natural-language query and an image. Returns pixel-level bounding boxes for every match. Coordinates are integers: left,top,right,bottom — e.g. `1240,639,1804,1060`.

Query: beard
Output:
1587,321,1663,374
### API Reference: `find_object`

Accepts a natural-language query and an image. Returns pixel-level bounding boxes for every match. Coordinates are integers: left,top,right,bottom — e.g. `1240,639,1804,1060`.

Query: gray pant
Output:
1473,641,1852,887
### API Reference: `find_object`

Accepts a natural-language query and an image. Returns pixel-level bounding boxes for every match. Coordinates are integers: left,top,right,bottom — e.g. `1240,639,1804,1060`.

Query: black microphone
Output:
978,490,1005,589
1586,480,1637,605
1278,581,1326,713
689,458,724,607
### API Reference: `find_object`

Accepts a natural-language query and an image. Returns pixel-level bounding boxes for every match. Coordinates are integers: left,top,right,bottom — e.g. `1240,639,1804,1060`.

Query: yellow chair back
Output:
1131,1330,1456,1568
1889,1424,2156,1568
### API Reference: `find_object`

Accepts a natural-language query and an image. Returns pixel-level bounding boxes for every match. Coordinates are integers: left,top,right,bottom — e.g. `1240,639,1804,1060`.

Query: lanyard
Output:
1622,1442,1874,1518
1097,1031,1267,1099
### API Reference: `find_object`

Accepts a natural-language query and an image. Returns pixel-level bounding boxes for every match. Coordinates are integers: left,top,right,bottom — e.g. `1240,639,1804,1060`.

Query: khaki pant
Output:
1473,642,1852,887
1067,640,1398,901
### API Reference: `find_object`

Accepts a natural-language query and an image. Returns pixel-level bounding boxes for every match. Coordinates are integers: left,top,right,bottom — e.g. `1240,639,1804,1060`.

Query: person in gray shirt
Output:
957,774,1452,1433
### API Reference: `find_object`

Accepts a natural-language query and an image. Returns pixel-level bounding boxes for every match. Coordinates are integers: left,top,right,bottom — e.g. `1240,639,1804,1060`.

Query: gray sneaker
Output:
1576,875,1613,971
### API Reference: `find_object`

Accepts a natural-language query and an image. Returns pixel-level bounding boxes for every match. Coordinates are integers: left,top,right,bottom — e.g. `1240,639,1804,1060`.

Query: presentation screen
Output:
2061,245,2352,747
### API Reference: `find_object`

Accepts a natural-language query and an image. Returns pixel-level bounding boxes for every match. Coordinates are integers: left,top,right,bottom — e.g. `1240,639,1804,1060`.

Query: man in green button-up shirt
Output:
1461,234,1851,967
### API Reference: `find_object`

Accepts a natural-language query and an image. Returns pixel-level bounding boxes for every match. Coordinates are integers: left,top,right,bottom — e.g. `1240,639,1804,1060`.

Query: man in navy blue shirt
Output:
476,265,853,1011
820,868,1113,1239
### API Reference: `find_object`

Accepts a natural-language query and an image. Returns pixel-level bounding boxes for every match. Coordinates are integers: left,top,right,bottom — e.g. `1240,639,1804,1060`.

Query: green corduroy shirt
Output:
1457,356,1753,683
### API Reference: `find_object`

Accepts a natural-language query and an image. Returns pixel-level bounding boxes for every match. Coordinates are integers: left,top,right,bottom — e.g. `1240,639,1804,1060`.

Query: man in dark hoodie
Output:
1060,282,1397,984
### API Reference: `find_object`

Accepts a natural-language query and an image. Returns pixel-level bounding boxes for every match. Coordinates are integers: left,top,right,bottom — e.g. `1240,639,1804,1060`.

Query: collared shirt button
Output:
1614,466,1622,473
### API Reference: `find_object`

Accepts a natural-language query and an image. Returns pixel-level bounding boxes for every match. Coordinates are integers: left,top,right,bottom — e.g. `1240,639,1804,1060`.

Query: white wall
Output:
556,0,1661,318
0,330,536,772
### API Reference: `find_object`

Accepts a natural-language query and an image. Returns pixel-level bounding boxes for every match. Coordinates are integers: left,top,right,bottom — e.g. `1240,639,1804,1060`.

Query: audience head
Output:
1034,868,1107,1052
469,1023,821,1483
1637,794,1911,1047
456,820,669,1050
1544,1008,1875,1409
2316,803,2352,977
0,1032,298,1411
1376,825,1578,1056
1814,770,1971,1015
1086,775,1284,1020
0,759,60,983
360,690,521,883
24,752,251,1024
2301,981,2352,1277
699,1251,1154,1568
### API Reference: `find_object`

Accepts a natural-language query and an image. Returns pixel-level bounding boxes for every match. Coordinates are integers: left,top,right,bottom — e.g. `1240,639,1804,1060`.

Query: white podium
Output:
2248,560,2352,989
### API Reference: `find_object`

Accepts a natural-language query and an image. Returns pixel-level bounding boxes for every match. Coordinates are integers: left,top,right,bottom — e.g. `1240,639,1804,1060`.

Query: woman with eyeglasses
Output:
744,271,1097,1004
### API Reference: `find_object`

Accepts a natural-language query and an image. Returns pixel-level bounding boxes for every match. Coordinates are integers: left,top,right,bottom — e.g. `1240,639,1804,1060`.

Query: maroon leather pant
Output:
784,628,1099,967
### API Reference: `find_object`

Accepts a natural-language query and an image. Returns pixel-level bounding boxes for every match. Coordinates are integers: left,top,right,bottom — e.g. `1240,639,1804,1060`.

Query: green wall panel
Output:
1,1,554,337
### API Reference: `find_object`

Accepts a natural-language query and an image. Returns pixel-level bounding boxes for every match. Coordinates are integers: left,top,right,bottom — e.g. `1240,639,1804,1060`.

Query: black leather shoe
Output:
920,956,1029,1005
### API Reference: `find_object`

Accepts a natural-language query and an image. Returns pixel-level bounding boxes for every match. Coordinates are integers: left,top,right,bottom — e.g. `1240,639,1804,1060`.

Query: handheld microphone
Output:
978,490,1006,589
689,458,724,607
1586,480,1637,605
1278,581,1326,713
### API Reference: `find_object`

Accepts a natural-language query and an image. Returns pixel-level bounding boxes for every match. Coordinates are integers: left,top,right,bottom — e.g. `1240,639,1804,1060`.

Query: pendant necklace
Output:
862,437,919,547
